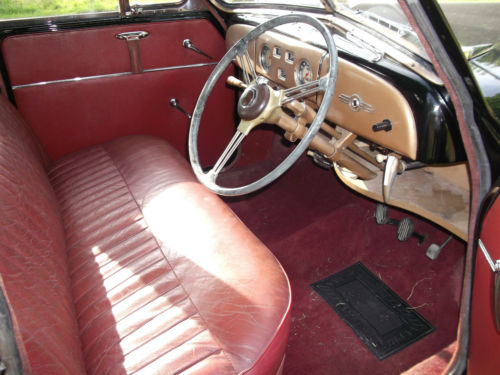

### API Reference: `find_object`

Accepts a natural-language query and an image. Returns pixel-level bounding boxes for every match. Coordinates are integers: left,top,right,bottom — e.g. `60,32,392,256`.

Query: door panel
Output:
3,20,225,85
468,191,500,374
1,18,235,163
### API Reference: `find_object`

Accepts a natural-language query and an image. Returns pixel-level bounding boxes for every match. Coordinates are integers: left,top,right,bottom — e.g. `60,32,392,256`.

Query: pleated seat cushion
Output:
48,135,292,375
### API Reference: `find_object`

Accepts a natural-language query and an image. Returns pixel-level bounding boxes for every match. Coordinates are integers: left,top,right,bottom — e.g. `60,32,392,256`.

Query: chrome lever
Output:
382,155,405,203
182,39,213,59
479,239,500,273
170,98,192,120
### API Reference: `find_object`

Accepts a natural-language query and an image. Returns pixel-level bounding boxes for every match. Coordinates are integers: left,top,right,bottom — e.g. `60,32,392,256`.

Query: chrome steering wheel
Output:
189,14,338,196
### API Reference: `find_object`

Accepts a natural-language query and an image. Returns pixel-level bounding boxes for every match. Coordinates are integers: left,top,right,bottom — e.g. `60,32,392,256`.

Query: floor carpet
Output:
222,146,465,375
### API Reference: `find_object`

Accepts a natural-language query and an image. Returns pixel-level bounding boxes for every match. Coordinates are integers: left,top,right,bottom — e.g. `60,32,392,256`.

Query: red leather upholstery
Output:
0,95,291,374
0,96,86,374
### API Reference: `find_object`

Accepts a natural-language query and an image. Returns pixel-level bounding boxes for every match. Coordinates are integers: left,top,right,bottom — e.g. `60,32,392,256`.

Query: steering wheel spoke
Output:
207,130,246,181
236,49,258,85
281,76,328,104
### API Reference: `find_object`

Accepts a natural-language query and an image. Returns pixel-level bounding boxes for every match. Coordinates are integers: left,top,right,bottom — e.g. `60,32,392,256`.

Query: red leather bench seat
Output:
0,95,291,374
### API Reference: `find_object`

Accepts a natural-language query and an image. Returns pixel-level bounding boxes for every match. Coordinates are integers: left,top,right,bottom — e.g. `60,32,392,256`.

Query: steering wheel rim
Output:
189,14,338,196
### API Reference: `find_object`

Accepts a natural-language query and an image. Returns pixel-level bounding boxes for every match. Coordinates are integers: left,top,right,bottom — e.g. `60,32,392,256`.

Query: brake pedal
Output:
397,218,426,244
374,204,426,245
397,217,414,241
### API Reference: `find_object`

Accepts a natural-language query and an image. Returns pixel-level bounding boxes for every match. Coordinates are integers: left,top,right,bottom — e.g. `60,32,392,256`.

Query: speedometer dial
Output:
260,45,271,72
296,60,313,84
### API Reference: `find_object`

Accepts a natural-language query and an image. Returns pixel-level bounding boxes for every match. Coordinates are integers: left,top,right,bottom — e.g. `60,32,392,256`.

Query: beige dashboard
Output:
225,23,470,241
226,24,418,160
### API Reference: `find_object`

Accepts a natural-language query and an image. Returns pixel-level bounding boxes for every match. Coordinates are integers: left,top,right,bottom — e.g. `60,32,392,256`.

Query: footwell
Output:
224,150,465,375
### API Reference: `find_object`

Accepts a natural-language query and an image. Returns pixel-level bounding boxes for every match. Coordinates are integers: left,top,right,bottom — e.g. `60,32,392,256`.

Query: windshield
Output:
336,0,424,49
435,0,500,120
338,0,499,48
337,0,410,28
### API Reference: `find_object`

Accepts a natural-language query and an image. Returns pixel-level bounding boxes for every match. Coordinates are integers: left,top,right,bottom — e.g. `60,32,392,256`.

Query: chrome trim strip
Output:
12,62,218,90
144,62,217,73
13,72,132,90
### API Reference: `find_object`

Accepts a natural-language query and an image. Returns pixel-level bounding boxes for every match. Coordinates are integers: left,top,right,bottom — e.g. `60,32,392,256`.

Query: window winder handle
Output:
182,39,213,60
170,98,192,120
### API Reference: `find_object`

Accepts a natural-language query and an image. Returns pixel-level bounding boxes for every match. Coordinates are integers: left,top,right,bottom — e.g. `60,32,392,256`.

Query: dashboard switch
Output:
372,119,392,132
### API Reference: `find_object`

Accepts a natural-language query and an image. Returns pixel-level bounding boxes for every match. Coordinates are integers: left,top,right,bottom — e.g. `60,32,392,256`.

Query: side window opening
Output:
0,0,183,21
0,0,119,20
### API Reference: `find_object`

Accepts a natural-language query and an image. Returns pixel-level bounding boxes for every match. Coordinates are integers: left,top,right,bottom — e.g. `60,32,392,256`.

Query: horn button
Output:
238,84,270,120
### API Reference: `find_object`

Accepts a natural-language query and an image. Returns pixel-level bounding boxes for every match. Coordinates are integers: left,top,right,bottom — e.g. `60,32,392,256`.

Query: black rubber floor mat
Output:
311,262,434,360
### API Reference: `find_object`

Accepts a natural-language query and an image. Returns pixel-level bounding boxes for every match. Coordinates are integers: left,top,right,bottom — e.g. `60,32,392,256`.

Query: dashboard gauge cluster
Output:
259,44,306,84
278,68,286,81
296,60,313,84
273,46,281,58
260,45,271,72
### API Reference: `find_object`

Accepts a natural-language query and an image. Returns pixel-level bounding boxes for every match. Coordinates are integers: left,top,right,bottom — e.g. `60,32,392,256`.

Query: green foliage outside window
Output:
0,0,118,19
0,0,179,20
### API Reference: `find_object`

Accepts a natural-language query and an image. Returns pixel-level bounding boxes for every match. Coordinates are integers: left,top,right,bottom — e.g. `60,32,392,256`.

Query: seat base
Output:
48,135,291,375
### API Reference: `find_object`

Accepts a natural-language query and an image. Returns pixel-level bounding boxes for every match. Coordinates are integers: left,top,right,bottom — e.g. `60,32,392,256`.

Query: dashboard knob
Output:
372,119,392,132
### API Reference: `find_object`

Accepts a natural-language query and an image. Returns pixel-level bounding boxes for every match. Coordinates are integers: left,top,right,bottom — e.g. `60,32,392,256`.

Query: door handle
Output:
116,31,149,74
116,31,149,41
478,239,500,331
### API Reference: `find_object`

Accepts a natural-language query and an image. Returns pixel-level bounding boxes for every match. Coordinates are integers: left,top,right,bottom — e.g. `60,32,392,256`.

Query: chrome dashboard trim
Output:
339,93,374,113
12,62,218,90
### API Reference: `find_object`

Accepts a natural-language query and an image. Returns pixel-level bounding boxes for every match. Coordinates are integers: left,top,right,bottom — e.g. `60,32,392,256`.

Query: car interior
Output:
0,0,497,374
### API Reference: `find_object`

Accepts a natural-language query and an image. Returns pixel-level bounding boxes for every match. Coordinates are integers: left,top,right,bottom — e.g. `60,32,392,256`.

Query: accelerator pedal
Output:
426,235,453,260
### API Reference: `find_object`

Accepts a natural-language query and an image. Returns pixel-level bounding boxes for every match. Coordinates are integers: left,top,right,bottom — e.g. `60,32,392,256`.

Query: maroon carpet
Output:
222,145,465,375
